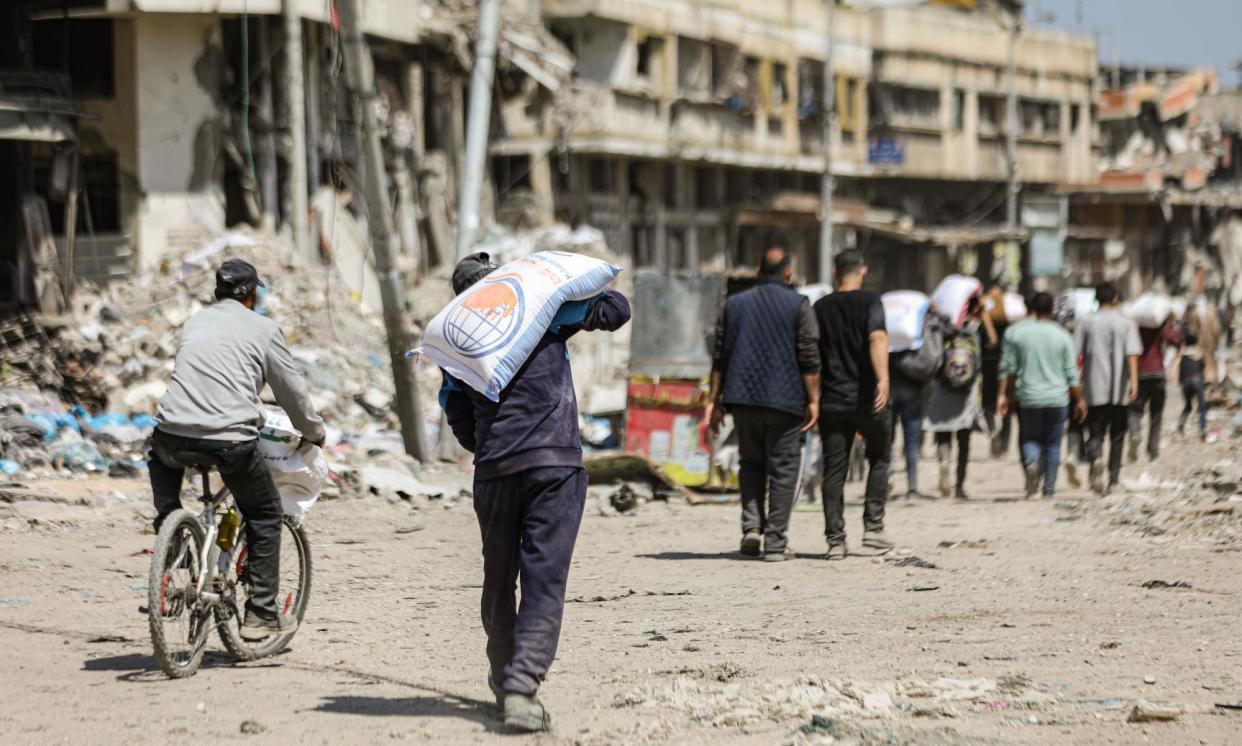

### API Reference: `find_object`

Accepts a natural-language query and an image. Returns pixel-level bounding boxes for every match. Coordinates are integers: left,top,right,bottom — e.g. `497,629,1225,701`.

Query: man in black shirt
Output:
813,250,892,559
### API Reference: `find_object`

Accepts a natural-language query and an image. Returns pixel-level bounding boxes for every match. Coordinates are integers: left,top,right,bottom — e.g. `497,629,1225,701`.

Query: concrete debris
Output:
0,229,449,488
1128,700,1181,723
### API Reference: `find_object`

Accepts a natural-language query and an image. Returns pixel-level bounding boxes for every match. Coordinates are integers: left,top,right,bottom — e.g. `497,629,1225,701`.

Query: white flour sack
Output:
418,251,621,400
931,275,983,328
883,291,930,352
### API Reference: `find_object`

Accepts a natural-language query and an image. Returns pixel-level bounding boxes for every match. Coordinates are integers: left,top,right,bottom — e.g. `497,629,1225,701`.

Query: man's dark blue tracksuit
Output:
441,290,631,696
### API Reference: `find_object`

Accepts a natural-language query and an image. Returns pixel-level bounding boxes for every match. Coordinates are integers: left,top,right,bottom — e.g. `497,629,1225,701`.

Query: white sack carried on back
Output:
1003,292,1028,322
258,407,328,522
1124,292,1173,329
883,291,930,352
931,275,982,329
418,251,621,401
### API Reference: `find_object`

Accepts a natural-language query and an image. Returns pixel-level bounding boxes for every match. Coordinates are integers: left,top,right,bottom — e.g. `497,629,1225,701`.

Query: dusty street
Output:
2,429,1241,746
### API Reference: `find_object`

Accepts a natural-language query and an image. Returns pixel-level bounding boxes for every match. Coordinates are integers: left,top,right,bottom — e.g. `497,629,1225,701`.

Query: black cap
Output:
451,252,497,295
215,258,265,300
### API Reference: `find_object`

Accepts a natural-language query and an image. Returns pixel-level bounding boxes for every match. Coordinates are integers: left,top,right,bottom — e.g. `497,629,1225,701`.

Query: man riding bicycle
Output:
148,258,325,641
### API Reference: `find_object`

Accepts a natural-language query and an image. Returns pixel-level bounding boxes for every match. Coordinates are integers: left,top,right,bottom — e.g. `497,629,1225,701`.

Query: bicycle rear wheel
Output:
217,516,312,660
148,510,212,678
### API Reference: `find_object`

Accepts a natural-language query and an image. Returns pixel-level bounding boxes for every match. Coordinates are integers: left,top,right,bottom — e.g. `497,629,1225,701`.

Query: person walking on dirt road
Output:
440,252,631,733
1075,283,1141,495
1128,315,1180,462
149,258,326,642
705,248,820,562
813,250,892,559
997,292,1087,499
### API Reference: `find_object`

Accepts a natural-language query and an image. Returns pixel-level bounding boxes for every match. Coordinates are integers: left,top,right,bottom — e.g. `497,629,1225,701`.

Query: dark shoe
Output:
905,489,920,501
1023,463,1041,499
504,693,552,733
824,542,847,561
862,530,894,553
1103,480,1119,497
954,485,969,500
763,547,795,562
240,610,297,642
487,670,504,709
740,531,761,557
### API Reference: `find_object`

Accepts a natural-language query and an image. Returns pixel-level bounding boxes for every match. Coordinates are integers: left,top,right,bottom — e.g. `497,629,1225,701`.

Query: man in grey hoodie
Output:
148,258,325,641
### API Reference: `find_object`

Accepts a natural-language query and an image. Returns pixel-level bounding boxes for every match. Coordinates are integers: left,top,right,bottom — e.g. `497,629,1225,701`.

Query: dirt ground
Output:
3,426,1242,745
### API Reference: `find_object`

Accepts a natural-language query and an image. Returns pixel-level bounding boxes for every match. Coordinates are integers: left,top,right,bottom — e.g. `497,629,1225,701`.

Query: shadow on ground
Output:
314,694,500,731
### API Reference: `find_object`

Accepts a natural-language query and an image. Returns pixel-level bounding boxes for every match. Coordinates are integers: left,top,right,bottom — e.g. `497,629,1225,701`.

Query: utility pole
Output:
283,0,311,258
818,0,837,285
337,0,427,461
456,0,502,259
1005,7,1020,235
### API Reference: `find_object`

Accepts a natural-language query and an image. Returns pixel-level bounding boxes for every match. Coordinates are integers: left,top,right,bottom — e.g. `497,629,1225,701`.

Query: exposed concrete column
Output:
614,156,631,260
304,20,321,209
406,62,425,162
257,16,278,232
528,147,555,225
965,89,980,177
282,2,310,257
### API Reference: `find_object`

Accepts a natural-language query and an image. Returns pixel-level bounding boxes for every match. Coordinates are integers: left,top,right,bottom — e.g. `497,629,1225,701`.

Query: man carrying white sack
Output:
439,252,631,733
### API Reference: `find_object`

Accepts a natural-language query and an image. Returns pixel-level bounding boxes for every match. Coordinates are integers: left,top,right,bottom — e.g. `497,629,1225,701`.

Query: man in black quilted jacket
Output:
705,248,820,561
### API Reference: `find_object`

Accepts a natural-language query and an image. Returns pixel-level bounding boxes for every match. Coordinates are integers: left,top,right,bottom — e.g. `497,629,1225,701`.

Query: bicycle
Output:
148,467,312,678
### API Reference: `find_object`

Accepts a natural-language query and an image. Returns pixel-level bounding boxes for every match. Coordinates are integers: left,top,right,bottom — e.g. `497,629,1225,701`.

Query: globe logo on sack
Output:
444,277,526,358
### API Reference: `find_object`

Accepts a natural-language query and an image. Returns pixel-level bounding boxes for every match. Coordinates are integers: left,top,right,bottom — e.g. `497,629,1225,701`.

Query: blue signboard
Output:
868,137,905,166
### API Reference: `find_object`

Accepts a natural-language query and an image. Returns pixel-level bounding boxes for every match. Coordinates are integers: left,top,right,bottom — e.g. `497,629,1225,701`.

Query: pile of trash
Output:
0,230,439,488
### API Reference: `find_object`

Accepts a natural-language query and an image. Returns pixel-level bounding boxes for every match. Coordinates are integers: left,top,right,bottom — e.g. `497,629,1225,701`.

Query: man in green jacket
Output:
997,292,1087,499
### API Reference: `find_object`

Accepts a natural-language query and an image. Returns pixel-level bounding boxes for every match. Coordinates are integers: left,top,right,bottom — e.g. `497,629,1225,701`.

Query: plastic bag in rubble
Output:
416,251,621,401
258,439,328,522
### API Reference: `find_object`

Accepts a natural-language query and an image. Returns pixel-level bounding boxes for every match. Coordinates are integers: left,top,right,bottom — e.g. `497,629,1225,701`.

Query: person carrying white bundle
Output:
418,250,621,400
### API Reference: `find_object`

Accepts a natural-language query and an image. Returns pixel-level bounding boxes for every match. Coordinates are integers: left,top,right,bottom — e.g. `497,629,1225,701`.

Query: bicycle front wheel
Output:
217,516,312,660
148,509,212,678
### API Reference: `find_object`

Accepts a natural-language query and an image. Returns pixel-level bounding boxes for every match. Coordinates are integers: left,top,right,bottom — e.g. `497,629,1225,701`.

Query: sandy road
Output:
2,432,1241,745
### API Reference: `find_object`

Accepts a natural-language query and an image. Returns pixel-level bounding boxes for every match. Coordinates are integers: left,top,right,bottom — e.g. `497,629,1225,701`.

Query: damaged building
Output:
493,0,1097,290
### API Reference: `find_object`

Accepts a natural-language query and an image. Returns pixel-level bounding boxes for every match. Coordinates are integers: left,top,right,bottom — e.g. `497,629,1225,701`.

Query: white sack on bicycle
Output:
258,407,328,521
416,251,621,401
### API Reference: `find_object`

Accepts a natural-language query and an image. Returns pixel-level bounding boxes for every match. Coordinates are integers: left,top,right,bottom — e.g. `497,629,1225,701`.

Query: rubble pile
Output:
0,230,442,487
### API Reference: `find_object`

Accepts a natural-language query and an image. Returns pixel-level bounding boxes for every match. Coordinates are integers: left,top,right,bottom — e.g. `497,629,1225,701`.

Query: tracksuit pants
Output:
473,466,587,696
1086,405,1129,485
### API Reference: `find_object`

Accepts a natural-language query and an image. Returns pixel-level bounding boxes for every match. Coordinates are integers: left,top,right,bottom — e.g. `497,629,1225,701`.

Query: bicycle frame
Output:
192,469,234,605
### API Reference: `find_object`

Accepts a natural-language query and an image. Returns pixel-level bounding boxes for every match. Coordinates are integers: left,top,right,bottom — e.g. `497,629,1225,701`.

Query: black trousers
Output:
934,429,971,488
1086,405,1129,484
148,429,284,620
733,405,804,554
1127,378,1166,459
473,466,587,696
820,408,890,544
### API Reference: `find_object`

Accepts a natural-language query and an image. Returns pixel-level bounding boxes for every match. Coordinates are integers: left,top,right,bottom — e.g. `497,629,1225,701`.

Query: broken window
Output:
588,157,614,195
772,62,788,109
711,42,740,97
33,152,121,233
1018,99,1060,137
31,19,114,99
635,34,664,81
797,59,823,119
695,166,720,209
491,155,532,195
978,94,1004,136
951,88,966,132
677,36,711,95
871,84,940,130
